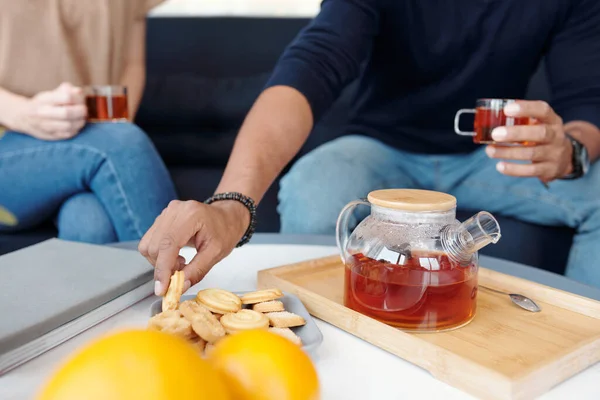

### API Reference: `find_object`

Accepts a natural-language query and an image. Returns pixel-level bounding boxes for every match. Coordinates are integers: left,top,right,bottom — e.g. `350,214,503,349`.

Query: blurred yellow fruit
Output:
36,329,231,400
209,329,320,400
0,205,17,226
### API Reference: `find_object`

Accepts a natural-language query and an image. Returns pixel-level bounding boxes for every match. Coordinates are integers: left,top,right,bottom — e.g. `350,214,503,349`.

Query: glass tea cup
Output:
84,85,129,123
454,99,534,146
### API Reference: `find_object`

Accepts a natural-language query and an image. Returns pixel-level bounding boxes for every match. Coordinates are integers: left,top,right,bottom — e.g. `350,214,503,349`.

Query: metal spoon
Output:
479,285,542,313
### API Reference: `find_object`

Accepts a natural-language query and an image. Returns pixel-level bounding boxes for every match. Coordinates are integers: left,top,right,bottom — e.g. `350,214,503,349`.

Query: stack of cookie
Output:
242,288,307,347
147,271,307,356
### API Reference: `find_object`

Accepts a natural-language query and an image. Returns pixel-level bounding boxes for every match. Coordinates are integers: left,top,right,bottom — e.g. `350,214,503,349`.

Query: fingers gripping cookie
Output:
240,288,283,305
195,288,242,314
162,270,185,312
220,309,270,334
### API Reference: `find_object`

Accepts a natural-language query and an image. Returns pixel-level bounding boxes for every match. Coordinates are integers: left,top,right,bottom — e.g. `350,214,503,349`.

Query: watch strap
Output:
561,133,586,180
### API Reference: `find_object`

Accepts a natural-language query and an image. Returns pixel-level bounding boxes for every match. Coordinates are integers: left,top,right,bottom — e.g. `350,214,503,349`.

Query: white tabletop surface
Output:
1,243,599,400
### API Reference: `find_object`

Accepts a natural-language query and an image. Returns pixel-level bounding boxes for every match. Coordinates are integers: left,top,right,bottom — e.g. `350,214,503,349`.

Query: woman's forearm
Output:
215,85,314,204
0,87,26,129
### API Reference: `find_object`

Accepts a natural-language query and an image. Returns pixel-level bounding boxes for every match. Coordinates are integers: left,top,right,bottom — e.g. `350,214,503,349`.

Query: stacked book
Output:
0,239,155,375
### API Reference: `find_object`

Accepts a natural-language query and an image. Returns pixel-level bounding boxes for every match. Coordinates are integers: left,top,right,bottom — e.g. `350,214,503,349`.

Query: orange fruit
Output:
209,329,320,400
36,329,231,400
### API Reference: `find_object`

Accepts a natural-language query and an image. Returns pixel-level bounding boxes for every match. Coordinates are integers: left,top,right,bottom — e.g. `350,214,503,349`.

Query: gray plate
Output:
150,291,323,356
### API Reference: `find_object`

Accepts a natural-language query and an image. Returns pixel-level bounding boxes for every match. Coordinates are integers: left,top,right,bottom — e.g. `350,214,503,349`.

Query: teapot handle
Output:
335,199,371,263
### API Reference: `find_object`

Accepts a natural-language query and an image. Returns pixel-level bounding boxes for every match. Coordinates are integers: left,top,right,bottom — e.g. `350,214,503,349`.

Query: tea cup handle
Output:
335,199,371,263
454,109,476,136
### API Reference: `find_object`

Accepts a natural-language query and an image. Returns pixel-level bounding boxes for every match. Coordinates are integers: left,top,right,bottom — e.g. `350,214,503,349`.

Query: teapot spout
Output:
461,211,501,252
441,211,501,264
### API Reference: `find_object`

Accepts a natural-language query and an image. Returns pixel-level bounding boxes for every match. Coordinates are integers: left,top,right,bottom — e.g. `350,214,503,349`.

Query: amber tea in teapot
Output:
344,252,478,331
336,189,501,332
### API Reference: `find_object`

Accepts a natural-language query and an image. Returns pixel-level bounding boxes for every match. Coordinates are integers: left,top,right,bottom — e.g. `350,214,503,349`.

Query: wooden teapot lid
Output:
367,189,457,212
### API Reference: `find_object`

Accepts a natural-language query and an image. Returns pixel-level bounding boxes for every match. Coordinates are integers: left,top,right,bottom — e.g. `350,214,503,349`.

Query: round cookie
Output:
196,288,242,314
220,309,270,334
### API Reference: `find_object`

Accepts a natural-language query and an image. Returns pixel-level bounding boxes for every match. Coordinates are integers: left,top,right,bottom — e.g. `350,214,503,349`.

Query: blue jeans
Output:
278,135,600,287
0,123,177,243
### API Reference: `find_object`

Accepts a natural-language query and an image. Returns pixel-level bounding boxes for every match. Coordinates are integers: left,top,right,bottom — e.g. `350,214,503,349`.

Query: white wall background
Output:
149,0,321,17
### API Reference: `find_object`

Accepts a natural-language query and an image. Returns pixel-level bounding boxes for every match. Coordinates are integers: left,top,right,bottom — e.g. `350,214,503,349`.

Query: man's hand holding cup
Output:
485,100,573,184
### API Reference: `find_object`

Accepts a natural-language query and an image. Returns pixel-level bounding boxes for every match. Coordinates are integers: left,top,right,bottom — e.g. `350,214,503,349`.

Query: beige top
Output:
0,0,164,97
367,189,457,212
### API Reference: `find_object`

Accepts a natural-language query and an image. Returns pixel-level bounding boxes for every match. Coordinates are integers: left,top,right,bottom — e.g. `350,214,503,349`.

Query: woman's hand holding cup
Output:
8,82,87,141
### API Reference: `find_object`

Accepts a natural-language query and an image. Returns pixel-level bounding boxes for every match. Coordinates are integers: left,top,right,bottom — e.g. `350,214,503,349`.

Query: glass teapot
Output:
336,189,501,332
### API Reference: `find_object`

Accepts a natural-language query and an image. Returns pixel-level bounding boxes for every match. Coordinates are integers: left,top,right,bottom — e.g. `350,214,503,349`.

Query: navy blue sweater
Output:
265,0,600,154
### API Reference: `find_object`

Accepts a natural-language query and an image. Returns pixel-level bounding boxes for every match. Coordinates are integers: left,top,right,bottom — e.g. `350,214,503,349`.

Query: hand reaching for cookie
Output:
138,199,250,297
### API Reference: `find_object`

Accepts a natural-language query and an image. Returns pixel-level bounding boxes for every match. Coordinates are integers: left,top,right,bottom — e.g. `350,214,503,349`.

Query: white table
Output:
1,237,599,400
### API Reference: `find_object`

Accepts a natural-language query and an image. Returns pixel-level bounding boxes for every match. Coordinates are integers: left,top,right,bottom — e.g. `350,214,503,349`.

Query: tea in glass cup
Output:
84,85,129,122
454,99,534,145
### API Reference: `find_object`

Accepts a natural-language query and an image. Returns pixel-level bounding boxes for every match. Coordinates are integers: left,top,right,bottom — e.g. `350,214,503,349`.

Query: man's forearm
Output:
565,120,600,163
215,86,314,204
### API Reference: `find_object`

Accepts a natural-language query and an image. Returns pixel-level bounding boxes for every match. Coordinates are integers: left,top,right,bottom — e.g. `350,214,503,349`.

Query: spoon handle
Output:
478,285,508,295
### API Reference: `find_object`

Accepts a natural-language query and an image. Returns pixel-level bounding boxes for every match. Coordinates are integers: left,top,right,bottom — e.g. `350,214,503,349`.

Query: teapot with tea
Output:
336,189,501,332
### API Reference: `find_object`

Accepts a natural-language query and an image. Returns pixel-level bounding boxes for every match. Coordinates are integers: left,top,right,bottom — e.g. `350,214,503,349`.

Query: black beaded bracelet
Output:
204,192,257,247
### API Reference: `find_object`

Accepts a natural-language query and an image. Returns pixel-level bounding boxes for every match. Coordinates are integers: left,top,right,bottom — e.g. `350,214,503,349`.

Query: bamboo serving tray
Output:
257,255,600,400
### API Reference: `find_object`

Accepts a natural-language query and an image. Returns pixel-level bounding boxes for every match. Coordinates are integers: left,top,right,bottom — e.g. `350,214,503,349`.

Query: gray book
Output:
0,239,155,375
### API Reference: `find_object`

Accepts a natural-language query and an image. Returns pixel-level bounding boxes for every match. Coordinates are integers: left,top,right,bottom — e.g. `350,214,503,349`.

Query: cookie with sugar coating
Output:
252,300,285,313
265,311,306,328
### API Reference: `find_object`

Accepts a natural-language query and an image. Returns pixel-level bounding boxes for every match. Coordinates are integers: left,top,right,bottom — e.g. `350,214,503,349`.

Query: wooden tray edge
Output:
258,254,340,276
513,335,600,398
479,268,600,319
257,268,518,400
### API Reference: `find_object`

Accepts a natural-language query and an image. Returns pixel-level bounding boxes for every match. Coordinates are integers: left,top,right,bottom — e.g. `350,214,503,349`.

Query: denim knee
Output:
278,162,340,234
56,193,117,244
77,123,165,170
278,136,385,234
84,122,156,151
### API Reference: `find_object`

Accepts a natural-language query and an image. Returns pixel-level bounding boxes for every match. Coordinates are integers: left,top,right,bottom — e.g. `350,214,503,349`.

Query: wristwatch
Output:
561,133,590,180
